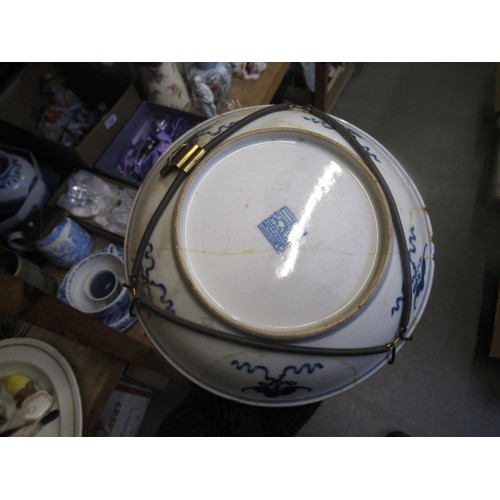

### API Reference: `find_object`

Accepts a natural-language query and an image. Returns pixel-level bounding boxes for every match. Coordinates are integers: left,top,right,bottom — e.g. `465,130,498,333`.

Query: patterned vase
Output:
136,62,192,111
0,149,47,218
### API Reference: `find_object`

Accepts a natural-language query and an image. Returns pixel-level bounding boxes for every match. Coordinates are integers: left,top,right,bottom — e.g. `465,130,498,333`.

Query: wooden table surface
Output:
26,324,126,436
0,268,179,436
230,62,290,108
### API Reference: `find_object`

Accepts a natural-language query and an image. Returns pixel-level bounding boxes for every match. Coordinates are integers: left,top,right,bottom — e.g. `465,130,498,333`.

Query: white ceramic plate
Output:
125,106,435,406
0,338,82,436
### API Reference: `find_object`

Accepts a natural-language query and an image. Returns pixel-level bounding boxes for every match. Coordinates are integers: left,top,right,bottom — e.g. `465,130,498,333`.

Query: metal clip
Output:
386,336,401,351
388,347,396,365
162,143,206,175
385,329,412,365
124,276,140,317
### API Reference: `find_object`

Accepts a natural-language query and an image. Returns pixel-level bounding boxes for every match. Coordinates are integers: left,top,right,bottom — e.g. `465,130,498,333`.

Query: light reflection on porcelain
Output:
125,106,435,406
277,161,342,280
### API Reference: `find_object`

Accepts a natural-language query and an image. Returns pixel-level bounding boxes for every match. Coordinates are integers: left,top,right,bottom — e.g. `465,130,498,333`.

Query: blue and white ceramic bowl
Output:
125,106,435,406
58,244,136,332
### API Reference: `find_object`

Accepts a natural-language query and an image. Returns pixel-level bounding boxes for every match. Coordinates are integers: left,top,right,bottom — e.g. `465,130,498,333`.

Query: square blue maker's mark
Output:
258,206,306,254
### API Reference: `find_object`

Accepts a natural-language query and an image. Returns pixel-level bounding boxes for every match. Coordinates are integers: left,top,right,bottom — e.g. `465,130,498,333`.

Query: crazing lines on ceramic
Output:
125,105,434,405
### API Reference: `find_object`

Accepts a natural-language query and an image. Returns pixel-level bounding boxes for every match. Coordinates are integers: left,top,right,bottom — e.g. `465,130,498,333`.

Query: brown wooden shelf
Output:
230,62,290,108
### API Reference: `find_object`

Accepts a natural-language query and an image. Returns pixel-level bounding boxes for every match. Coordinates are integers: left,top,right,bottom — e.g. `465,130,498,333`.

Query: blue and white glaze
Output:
125,105,435,406
391,226,428,316
36,217,94,269
0,152,36,213
231,360,323,398
0,149,49,234
7,216,94,269
141,242,175,313
258,205,307,254
58,244,136,332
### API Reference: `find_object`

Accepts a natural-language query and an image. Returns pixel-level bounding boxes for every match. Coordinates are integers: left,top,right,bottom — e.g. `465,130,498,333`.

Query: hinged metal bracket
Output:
162,143,206,176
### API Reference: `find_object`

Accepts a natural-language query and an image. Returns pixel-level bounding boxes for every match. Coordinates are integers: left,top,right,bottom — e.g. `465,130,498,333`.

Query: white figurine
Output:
190,75,217,117
232,62,267,80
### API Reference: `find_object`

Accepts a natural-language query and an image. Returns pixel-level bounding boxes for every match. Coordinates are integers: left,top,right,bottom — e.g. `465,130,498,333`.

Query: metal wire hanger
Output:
125,102,413,365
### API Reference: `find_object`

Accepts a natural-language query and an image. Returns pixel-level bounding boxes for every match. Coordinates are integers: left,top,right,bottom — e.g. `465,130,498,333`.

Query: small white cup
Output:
83,268,122,311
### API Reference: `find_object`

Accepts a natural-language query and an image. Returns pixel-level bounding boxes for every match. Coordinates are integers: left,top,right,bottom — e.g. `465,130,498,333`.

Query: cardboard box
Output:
96,380,153,437
95,101,205,186
0,63,141,173
48,169,137,244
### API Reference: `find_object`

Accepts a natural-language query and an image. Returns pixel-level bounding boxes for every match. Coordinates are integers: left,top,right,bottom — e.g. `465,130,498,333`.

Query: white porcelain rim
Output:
124,107,436,406
0,337,83,435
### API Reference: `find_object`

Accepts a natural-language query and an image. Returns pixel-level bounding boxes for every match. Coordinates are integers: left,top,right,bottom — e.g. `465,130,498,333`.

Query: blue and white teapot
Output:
0,146,49,235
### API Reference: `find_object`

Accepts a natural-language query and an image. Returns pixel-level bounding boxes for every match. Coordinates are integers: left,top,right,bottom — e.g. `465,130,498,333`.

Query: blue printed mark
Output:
258,206,305,254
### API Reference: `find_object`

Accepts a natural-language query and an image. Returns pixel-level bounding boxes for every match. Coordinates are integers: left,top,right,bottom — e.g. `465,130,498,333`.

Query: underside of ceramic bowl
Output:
125,105,434,406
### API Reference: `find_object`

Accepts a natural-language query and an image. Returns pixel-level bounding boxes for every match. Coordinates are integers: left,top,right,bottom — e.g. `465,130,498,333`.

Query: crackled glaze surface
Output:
174,129,392,339
125,106,435,406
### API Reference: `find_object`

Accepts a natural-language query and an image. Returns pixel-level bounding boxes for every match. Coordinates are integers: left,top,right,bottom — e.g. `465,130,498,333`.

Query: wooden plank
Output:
231,62,290,108
26,325,125,436
0,269,177,377
314,63,355,112
21,295,177,376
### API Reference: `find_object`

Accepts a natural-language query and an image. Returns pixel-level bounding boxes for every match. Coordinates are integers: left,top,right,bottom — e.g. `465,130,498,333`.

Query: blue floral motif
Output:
231,360,323,398
391,225,428,315
0,158,21,189
141,242,175,313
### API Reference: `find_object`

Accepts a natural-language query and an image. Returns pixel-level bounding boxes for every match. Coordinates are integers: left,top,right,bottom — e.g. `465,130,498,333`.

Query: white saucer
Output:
0,338,82,436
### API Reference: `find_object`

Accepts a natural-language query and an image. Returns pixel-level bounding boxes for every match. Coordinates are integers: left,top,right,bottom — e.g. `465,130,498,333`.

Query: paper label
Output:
104,113,118,129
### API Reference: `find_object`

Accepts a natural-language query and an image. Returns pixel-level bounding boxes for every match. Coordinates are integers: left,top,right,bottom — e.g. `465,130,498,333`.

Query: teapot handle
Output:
7,231,36,253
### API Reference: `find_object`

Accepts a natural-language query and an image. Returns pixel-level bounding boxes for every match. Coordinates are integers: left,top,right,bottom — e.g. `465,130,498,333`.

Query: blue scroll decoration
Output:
231,360,323,398
141,242,175,313
391,226,428,316
301,116,382,164
194,122,237,140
